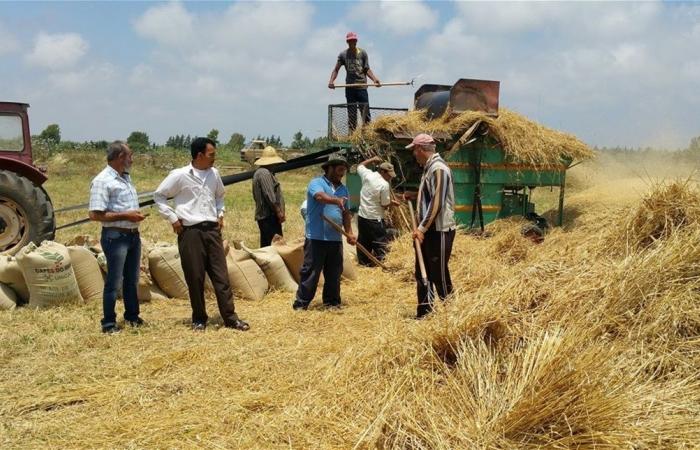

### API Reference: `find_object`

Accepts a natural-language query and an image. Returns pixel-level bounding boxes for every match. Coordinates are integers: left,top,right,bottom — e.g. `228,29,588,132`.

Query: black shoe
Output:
102,324,122,334
225,319,250,331
192,322,206,332
324,303,342,311
292,299,308,310
126,317,146,328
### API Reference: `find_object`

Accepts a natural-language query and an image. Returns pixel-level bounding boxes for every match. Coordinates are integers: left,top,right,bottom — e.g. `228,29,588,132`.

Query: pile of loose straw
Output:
1,178,699,448
353,108,595,167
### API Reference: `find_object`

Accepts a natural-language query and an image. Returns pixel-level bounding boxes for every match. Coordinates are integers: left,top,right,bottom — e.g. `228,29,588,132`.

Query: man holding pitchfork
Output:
404,134,456,319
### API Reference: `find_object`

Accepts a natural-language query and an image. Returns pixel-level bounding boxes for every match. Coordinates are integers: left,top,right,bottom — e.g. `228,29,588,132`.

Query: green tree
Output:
207,129,219,145
291,131,311,149
127,131,150,152
227,132,246,151
39,124,61,144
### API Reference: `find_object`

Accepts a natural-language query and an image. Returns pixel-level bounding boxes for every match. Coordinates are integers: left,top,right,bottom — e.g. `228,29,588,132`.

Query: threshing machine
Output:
329,78,571,229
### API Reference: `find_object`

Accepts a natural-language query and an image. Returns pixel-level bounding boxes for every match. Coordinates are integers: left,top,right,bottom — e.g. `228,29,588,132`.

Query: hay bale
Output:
67,246,104,301
0,255,29,303
226,254,268,301
148,245,189,299
239,244,298,293
16,241,83,308
0,282,17,311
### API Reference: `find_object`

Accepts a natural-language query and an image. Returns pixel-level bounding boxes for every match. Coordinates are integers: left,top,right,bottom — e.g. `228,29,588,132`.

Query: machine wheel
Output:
0,170,55,255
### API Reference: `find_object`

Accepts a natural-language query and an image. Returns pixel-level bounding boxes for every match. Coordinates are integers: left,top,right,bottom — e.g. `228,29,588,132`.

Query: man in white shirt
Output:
154,137,249,332
356,155,398,266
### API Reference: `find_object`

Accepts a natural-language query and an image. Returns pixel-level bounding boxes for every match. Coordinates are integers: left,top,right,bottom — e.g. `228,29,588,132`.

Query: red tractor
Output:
0,102,55,255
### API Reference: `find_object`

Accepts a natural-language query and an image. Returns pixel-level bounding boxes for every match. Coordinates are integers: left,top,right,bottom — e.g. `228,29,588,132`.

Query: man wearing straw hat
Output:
356,155,399,266
405,133,456,318
328,31,381,132
252,146,286,247
292,153,356,311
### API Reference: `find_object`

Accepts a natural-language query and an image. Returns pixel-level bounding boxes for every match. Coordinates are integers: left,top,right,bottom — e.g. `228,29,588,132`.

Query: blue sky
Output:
2,1,699,149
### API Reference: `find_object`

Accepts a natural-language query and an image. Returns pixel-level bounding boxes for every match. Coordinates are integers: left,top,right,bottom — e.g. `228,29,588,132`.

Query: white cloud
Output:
47,63,116,92
353,1,438,36
134,2,194,46
25,32,89,69
0,23,19,55
454,2,563,33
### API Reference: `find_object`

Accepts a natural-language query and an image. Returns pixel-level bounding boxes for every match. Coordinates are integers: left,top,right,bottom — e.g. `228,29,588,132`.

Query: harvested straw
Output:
2,180,700,448
353,108,595,167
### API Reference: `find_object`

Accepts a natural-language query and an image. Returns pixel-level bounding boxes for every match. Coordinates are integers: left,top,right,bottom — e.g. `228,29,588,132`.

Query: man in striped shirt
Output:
405,134,456,318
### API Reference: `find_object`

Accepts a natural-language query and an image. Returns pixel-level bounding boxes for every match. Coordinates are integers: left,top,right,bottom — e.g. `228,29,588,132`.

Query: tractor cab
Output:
0,102,55,255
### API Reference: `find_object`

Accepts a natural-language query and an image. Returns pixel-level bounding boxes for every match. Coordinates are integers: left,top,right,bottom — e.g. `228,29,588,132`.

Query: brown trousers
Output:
177,222,238,325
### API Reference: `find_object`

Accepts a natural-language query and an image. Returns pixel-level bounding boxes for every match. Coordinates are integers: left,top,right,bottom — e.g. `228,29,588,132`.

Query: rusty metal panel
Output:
414,78,500,119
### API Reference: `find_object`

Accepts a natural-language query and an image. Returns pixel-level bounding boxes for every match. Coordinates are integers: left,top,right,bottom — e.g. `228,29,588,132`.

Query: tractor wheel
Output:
0,170,55,255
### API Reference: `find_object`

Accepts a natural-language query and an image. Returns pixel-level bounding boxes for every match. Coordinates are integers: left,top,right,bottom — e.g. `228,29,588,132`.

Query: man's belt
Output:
183,221,219,230
103,227,139,234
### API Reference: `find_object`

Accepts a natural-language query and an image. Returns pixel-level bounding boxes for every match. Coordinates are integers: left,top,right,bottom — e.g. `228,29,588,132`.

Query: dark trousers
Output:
294,239,343,307
257,214,283,247
415,229,455,318
345,88,370,131
357,215,388,266
177,222,239,325
101,228,141,327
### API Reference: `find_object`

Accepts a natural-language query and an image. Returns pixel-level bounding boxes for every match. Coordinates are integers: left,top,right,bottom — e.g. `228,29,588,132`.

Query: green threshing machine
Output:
328,79,570,229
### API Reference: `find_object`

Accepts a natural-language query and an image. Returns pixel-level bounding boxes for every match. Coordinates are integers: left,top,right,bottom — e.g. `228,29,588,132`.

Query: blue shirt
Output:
305,176,348,241
89,166,140,229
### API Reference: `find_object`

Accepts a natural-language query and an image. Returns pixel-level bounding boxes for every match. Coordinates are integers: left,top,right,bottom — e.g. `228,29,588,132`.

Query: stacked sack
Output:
238,242,298,293
227,247,268,301
16,241,83,308
148,243,189,299
271,236,358,283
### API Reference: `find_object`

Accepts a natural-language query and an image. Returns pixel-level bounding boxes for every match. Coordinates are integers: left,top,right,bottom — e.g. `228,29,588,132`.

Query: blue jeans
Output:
101,228,141,327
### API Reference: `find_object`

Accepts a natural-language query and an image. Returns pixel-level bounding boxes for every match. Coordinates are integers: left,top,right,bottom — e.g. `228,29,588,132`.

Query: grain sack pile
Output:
239,243,298,293
16,241,83,308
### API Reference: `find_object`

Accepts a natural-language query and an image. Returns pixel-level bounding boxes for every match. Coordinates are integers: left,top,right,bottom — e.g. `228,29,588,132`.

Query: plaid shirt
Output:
89,166,140,229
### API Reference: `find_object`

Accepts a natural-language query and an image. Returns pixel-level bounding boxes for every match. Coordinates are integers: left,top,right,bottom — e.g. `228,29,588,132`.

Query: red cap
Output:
405,133,435,149
346,31,358,41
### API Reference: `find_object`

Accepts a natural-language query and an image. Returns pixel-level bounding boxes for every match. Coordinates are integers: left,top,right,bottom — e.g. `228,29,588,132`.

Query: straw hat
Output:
254,146,285,166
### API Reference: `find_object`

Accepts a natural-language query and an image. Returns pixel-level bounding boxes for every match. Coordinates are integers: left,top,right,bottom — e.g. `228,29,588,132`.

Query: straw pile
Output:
1,179,699,448
353,108,595,166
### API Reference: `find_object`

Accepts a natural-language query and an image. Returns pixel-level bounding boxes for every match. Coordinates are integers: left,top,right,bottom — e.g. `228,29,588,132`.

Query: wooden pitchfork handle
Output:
321,214,389,271
332,81,413,88
408,201,428,285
